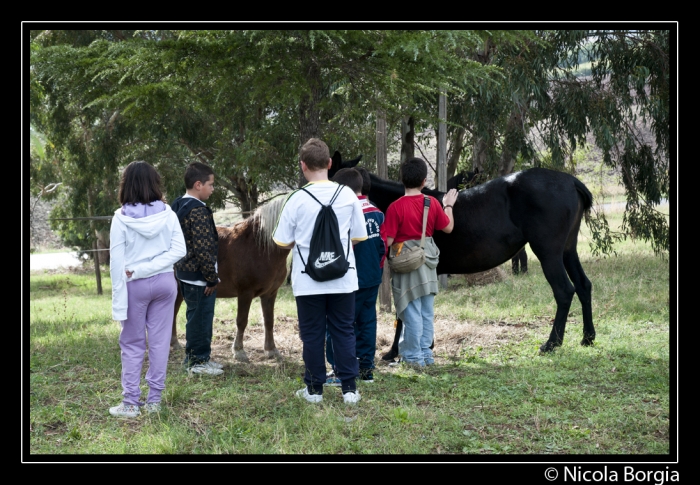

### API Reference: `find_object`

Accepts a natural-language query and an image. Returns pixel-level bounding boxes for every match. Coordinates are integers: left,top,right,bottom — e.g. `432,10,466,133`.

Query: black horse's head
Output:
329,151,363,179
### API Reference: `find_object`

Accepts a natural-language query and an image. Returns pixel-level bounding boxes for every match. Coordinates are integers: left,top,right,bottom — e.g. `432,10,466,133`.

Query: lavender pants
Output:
119,272,177,405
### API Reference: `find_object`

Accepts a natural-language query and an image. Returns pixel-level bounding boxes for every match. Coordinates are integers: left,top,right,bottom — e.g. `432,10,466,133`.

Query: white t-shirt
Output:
273,181,368,296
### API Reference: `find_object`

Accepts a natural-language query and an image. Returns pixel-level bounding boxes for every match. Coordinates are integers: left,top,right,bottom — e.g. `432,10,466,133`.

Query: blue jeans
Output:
327,286,379,373
398,293,435,366
180,281,217,367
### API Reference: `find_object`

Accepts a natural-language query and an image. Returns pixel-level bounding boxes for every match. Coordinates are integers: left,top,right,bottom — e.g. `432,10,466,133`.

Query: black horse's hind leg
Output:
381,317,435,362
563,250,594,346
381,318,402,361
536,254,576,353
512,248,528,275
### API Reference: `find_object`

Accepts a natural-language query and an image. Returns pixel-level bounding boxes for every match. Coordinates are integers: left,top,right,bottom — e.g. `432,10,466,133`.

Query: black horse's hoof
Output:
539,341,561,353
381,349,399,361
581,336,596,347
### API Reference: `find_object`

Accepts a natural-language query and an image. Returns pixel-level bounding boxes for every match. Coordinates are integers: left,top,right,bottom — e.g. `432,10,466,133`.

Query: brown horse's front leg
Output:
232,295,253,362
171,280,184,349
260,292,281,359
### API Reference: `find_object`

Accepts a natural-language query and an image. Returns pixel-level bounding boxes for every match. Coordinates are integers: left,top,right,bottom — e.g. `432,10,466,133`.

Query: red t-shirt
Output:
383,194,450,244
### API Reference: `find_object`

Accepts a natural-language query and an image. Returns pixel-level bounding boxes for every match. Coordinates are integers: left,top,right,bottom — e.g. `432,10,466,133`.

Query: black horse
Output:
330,153,595,354
447,169,528,275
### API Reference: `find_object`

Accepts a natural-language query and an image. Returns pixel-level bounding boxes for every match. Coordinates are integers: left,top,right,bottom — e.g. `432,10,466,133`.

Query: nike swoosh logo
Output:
314,256,341,268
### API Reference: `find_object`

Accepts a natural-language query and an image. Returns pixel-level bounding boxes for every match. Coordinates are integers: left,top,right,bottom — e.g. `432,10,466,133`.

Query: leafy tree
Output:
421,29,671,255
28,27,671,257
30,29,496,212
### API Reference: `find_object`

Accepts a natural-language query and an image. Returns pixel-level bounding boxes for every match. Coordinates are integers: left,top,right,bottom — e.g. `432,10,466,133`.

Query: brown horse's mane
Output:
251,194,288,254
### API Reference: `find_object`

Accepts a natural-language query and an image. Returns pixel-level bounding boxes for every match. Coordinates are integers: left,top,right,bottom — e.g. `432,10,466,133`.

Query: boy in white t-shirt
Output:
273,138,368,405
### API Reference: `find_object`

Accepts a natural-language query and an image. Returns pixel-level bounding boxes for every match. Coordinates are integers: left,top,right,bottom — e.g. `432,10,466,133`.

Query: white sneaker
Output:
343,390,361,405
188,363,224,375
296,387,323,403
144,403,161,413
207,360,224,369
109,403,140,418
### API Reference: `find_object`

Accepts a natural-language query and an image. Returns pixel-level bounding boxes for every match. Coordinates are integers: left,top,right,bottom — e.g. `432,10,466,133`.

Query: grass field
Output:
26,198,672,460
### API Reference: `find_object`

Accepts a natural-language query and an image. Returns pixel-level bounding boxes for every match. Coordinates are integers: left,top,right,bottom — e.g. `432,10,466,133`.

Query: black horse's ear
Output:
342,154,363,168
332,151,342,165
330,151,342,177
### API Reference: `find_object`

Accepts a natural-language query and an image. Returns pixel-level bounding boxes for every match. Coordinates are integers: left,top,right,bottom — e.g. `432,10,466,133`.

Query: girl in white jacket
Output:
108,161,186,418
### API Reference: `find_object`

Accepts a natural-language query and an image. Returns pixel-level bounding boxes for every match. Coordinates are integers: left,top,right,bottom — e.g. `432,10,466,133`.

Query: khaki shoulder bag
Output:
387,195,430,274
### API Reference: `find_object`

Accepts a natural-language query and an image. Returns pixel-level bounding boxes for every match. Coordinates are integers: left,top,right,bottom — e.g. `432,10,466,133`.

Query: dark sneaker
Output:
324,376,342,386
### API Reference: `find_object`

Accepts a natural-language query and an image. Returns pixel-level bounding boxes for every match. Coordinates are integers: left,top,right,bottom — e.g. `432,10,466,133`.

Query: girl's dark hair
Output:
400,157,428,189
119,161,164,206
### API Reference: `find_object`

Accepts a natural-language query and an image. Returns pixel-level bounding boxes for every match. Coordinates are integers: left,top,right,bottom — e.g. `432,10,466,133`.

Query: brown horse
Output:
171,196,290,362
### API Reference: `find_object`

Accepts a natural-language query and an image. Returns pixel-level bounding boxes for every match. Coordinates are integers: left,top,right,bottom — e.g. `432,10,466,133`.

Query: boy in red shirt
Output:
383,158,458,367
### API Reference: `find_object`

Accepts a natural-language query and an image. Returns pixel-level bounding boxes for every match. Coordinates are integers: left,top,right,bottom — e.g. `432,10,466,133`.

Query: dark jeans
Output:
179,281,216,367
327,285,379,373
297,292,357,394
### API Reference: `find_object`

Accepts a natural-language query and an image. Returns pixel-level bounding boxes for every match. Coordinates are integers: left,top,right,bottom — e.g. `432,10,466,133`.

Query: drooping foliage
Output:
28,27,672,255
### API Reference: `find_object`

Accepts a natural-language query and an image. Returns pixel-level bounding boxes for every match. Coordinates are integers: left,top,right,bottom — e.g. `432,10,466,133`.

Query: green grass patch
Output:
27,203,671,456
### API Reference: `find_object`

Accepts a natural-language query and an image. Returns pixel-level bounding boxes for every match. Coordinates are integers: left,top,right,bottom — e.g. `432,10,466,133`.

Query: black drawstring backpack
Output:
297,184,352,282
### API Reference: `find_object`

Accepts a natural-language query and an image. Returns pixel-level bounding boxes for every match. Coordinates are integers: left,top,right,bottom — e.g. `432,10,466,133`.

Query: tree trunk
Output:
297,61,322,187
95,228,110,265
227,175,259,218
400,116,415,164
473,138,487,173
446,127,466,180
498,107,523,176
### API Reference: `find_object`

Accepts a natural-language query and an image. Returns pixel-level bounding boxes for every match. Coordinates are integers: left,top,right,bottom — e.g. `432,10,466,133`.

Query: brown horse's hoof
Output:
264,349,281,360
233,348,250,362
170,339,182,350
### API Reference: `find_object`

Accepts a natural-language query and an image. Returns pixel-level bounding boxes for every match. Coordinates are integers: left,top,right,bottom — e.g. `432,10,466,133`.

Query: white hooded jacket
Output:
109,202,186,321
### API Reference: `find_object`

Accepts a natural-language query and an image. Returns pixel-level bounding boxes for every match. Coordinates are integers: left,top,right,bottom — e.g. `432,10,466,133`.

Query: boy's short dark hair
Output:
331,168,363,195
355,166,371,195
184,162,215,189
119,160,164,205
300,138,331,171
400,157,428,189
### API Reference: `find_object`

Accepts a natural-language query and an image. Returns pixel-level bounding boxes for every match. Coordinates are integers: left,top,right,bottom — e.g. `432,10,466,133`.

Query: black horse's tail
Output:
574,178,593,212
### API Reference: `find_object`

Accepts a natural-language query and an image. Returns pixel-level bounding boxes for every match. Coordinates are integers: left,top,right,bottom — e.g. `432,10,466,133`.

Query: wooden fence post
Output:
376,109,392,313
437,93,448,289
92,239,103,295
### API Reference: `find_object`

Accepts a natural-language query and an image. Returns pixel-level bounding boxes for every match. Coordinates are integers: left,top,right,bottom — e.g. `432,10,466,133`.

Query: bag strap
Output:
420,195,430,249
300,184,345,207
